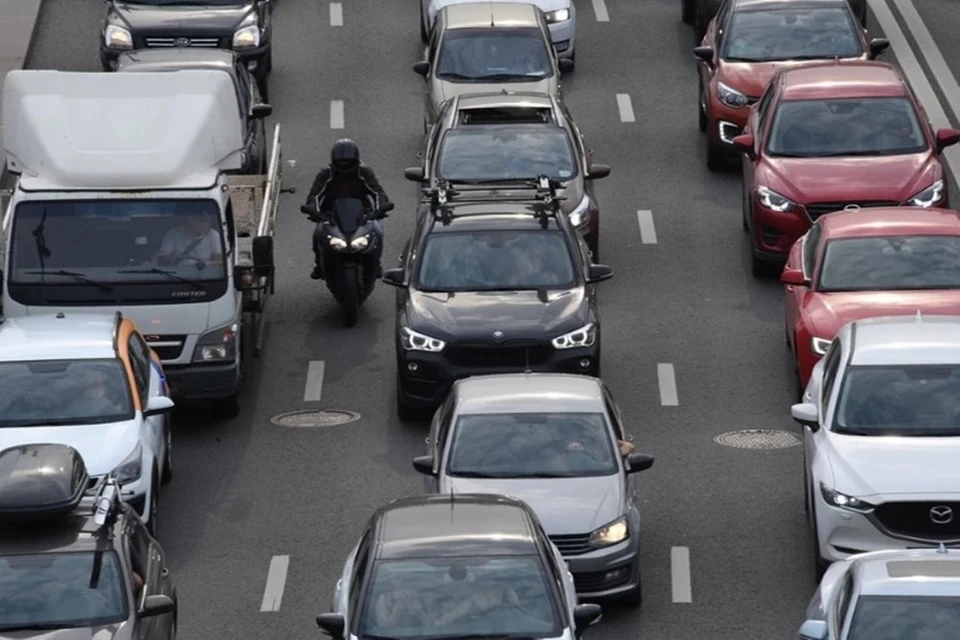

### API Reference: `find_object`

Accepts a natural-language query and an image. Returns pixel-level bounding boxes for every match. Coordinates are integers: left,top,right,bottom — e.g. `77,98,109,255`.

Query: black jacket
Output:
305,164,390,213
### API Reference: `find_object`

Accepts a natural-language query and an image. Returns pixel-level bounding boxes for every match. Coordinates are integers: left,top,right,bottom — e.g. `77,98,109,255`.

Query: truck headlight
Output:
105,25,133,50
568,194,591,229
113,442,143,486
588,517,628,548
400,327,446,352
192,323,238,363
552,323,596,349
233,25,260,49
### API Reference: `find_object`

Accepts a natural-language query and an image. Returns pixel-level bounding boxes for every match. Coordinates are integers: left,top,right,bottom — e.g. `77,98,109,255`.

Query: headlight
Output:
568,194,591,229
717,81,749,108
545,8,571,22
233,25,260,49
588,517,628,548
104,25,133,49
400,327,446,353
907,180,944,208
351,235,370,250
552,323,596,350
810,337,832,356
192,323,238,363
757,186,796,213
820,483,875,514
113,442,143,485
329,237,348,251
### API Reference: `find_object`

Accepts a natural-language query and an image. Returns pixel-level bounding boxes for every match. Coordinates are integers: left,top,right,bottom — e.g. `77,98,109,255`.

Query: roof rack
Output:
424,175,566,227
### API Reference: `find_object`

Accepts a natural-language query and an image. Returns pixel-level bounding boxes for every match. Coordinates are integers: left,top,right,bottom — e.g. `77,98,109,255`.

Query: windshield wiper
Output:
436,72,482,80
724,56,766,62
117,267,205,289
448,471,509,478
429,635,540,640
816,150,892,157
24,269,114,292
471,73,536,82
0,623,85,631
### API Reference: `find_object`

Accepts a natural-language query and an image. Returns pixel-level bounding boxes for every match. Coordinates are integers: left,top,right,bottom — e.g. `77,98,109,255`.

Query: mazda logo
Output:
930,506,954,525
174,37,190,47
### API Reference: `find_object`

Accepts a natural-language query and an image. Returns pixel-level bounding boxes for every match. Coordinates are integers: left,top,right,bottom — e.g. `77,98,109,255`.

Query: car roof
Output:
0,313,121,362
424,205,567,233
820,207,960,239
116,48,237,71
374,494,539,560
442,1,541,28
848,315,960,366
853,549,960,597
779,62,906,100
454,373,605,414
734,0,849,10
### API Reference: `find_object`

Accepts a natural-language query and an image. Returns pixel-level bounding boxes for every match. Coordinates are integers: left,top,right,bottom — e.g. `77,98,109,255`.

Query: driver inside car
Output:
154,214,223,267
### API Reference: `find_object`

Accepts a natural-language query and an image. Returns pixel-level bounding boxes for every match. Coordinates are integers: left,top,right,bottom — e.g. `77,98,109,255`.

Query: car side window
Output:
820,341,842,411
714,0,733,47
833,573,854,636
559,104,588,165
428,21,443,64
231,67,249,118
126,519,153,602
802,223,822,276
348,532,372,613
601,388,625,440
756,83,775,133
126,334,151,407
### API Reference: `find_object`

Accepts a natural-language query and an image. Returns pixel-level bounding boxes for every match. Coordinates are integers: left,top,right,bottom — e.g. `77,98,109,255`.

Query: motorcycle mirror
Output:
381,202,396,213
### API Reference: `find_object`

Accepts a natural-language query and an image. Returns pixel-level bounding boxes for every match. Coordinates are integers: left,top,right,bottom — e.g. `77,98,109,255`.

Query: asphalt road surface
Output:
23,0,960,638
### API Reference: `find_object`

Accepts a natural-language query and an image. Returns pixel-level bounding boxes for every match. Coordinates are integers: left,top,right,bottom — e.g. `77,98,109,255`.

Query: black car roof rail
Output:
425,175,566,227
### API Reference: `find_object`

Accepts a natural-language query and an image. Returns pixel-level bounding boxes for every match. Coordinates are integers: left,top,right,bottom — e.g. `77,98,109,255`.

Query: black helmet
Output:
331,139,360,174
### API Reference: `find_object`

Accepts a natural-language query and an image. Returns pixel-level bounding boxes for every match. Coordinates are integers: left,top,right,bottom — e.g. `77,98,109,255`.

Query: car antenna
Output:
938,542,948,554
490,1,495,27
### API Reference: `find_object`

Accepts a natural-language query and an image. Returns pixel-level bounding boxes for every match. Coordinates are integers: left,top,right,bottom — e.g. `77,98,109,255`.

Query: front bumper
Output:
548,16,576,58
162,360,240,401
565,538,641,598
749,198,811,260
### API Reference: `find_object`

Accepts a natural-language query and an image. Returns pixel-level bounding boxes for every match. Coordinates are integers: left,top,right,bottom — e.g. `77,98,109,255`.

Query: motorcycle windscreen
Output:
333,198,366,236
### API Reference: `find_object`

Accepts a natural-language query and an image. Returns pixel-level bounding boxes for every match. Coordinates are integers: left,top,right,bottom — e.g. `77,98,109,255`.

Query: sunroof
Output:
458,106,553,125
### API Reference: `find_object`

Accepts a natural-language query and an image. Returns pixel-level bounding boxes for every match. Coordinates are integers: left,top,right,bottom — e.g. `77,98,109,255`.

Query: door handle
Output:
161,568,169,577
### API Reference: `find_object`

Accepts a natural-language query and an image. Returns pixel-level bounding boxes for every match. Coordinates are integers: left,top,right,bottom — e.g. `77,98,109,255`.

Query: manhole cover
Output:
271,410,361,428
714,429,801,450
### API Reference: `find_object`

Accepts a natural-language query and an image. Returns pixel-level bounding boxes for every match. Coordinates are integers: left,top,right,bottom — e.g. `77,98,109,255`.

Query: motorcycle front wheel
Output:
338,268,360,327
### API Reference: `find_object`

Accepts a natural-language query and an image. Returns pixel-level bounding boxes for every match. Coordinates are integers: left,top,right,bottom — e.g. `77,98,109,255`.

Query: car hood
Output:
0,421,139,476
803,291,960,339
826,434,960,496
444,476,622,534
437,78,555,107
1,625,128,640
112,2,254,33
759,154,940,204
408,289,587,341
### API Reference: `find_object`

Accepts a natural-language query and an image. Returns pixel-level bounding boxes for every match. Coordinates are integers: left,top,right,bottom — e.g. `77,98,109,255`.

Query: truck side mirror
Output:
252,235,274,275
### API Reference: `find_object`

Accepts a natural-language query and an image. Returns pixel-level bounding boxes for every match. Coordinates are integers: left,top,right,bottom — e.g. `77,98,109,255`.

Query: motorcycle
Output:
300,196,394,326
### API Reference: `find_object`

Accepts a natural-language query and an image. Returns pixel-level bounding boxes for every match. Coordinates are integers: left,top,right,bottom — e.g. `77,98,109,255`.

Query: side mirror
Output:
798,619,828,640
412,455,436,476
625,452,654,474
732,133,755,159
139,594,176,618
573,603,603,636
252,235,275,274
558,58,575,74
404,167,426,183
143,395,175,418
413,60,430,77
381,268,406,287
586,264,613,284
780,267,809,287
936,127,960,153
791,402,819,431
867,37,889,59
316,612,346,640
587,163,611,180
251,103,273,119
693,45,715,64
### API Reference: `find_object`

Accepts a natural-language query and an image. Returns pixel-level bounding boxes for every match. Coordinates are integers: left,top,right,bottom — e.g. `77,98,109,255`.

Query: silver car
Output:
412,373,654,605
798,546,960,640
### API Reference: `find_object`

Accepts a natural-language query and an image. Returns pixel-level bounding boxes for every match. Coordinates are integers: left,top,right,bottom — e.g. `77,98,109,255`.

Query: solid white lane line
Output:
637,210,657,244
330,2,343,26
330,100,345,129
658,363,679,406
591,0,610,22
893,0,960,118
671,547,693,603
616,94,635,123
304,361,326,402
260,555,290,612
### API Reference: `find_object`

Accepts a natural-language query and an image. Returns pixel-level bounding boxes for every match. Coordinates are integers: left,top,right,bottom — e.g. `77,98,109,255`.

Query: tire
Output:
146,478,159,538
212,393,241,420
396,375,418,421
681,0,694,24
706,139,725,172
751,251,769,278
257,73,269,102
339,269,360,327
698,78,708,133
264,49,273,74
161,421,173,485
741,181,751,231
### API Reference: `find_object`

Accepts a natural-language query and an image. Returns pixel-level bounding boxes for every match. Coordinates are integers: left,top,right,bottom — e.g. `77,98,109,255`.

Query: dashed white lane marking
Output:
616,94,635,123
591,0,610,22
671,547,693,603
304,361,326,402
658,363,679,406
260,555,290,612
637,210,657,244
330,2,343,26
330,100,345,129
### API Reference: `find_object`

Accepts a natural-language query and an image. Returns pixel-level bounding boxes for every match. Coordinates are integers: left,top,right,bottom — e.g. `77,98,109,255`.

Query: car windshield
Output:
438,127,577,183
436,28,553,81
447,412,619,478
847,595,960,640
358,555,561,639
723,7,862,62
818,236,960,291
834,365,960,436
417,230,576,292
767,97,927,157
0,359,133,427
0,551,128,632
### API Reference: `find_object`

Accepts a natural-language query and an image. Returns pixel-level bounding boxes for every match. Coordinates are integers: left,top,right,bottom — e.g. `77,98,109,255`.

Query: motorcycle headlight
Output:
907,180,944,208
717,81,749,109
552,323,596,350
545,8,571,22
400,327,446,353
104,25,133,49
192,323,238,363
351,235,370,250
588,517,628,548
568,194,591,229
757,186,796,213
820,483,875,514
233,25,260,49
810,337,832,356
329,237,348,251
113,442,143,486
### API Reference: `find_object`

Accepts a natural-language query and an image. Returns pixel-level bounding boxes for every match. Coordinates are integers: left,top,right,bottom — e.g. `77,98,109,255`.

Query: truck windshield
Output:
9,199,226,285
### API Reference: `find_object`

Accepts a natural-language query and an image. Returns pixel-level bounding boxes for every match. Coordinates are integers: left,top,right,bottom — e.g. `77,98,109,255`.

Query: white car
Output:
0,312,174,534
421,0,577,60
792,314,960,581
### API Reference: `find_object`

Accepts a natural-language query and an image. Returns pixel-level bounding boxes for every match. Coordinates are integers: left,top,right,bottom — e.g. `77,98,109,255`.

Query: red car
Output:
782,207,960,393
694,0,888,170
734,60,960,277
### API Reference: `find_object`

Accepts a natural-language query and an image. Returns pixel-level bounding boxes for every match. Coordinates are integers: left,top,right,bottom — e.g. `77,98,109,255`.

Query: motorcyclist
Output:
304,139,391,280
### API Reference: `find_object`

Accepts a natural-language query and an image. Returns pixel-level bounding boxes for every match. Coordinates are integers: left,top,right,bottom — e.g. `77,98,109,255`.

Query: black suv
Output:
404,92,610,259
0,443,177,639
100,0,274,98
381,178,614,420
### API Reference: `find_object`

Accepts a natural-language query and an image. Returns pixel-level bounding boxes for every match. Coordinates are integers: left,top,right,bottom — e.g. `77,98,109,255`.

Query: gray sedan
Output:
412,373,654,605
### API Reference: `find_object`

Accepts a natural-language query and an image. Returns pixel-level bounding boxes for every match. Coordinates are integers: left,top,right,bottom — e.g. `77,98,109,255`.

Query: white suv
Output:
793,315,960,581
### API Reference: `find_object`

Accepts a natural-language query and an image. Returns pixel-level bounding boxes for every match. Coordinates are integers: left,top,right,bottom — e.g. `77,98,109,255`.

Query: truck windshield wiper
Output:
24,269,114,292
117,268,205,289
